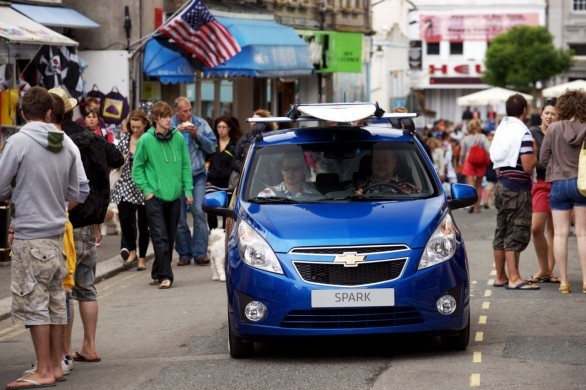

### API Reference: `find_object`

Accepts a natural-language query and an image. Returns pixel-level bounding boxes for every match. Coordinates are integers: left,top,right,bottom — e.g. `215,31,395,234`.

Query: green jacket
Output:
132,127,193,202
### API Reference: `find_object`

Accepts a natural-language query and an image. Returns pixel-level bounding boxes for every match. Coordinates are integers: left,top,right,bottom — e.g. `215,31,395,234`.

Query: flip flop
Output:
6,377,56,389
72,351,101,363
506,281,540,291
492,281,508,287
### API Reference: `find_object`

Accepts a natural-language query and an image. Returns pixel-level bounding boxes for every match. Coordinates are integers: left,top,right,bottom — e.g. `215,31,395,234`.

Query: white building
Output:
406,0,546,124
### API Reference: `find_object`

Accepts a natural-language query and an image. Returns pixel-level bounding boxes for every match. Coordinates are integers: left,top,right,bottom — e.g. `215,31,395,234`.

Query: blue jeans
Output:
175,172,209,260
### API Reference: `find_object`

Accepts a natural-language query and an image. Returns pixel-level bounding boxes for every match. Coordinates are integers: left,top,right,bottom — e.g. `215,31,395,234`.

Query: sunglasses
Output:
281,165,304,172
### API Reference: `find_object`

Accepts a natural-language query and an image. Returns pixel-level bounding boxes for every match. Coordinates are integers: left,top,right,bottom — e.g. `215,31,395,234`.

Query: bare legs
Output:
551,209,572,286
77,301,99,360
467,175,484,211
531,211,556,279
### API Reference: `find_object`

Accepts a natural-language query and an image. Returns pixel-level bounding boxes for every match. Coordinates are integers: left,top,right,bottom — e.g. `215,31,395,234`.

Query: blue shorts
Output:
549,178,586,211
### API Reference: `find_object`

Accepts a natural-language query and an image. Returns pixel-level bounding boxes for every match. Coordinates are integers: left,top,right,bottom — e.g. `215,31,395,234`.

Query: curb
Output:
0,251,155,323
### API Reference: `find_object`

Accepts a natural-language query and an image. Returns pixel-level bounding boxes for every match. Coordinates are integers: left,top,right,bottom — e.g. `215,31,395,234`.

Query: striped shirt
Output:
498,131,534,191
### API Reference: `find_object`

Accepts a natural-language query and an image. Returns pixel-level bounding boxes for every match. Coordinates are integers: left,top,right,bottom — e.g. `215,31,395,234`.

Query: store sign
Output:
299,30,363,73
409,40,422,70
420,13,540,42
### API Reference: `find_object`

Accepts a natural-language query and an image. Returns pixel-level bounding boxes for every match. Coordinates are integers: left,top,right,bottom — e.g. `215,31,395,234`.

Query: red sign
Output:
420,13,540,42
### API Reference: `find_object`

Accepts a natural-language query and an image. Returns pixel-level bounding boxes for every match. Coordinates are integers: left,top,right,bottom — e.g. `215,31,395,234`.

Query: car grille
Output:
281,307,424,329
294,259,406,286
290,245,409,255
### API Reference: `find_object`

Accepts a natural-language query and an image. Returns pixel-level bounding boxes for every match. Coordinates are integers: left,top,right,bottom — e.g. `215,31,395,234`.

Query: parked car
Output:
203,103,478,358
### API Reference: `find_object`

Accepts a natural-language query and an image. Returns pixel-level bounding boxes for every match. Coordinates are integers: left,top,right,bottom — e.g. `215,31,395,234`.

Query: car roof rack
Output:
247,102,417,126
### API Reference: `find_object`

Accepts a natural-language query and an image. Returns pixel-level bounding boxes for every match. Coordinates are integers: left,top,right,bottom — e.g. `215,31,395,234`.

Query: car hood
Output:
240,197,446,253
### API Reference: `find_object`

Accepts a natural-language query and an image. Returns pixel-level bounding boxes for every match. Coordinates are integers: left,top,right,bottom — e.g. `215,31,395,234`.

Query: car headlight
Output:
238,220,283,274
418,213,457,270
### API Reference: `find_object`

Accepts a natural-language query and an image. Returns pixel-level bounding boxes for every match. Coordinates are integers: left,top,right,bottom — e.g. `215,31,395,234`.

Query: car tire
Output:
228,314,255,358
440,312,470,351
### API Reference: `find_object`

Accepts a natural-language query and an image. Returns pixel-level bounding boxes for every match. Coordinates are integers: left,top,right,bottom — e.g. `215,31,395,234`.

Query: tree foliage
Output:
483,26,574,93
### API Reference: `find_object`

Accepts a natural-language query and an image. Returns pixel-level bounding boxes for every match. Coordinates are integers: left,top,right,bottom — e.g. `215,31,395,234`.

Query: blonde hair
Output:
253,108,277,131
467,119,482,134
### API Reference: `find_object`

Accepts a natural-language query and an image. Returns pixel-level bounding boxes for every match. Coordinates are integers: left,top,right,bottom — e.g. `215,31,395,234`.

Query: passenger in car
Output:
354,148,421,195
258,152,319,198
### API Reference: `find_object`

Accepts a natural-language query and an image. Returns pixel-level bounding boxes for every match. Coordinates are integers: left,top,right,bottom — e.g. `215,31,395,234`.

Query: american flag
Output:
160,0,241,68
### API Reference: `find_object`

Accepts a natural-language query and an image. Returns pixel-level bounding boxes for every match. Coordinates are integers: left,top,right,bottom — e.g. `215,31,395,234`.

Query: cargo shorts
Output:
492,182,533,252
71,225,98,302
11,236,67,327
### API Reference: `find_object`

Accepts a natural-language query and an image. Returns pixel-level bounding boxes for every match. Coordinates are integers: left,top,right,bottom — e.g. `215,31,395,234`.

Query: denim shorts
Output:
549,178,586,211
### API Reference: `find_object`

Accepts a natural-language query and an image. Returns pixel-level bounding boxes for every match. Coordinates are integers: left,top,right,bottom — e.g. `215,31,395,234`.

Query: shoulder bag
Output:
467,135,490,166
578,140,586,196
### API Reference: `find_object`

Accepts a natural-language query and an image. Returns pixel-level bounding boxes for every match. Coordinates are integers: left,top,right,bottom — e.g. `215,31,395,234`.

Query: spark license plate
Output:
311,288,395,308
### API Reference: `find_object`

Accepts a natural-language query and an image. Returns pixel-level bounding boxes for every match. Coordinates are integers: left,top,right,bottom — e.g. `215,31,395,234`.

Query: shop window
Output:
427,42,440,55
450,42,463,55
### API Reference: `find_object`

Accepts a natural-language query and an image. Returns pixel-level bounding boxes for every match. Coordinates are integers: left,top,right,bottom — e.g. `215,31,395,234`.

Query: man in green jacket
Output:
132,101,193,289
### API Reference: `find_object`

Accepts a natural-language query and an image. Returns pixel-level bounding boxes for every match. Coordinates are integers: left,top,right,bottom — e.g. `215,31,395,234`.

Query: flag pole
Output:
128,0,193,59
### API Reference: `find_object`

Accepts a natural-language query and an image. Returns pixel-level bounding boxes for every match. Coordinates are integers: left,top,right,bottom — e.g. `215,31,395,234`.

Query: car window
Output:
244,141,437,202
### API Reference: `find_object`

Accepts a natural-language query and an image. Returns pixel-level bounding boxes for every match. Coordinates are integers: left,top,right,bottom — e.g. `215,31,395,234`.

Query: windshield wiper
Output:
248,196,301,204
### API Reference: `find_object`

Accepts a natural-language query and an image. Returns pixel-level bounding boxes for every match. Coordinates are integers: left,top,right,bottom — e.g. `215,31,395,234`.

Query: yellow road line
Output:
487,279,494,285
475,332,483,342
484,290,492,297
482,301,490,310
470,373,480,387
479,315,487,324
489,270,496,275
473,351,482,363
0,325,18,335
0,328,26,341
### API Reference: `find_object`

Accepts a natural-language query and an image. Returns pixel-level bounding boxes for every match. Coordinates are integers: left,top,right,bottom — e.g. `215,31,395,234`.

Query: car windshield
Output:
243,141,437,203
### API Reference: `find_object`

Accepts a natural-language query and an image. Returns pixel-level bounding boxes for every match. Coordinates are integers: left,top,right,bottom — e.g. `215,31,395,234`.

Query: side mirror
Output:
202,191,235,219
448,183,478,210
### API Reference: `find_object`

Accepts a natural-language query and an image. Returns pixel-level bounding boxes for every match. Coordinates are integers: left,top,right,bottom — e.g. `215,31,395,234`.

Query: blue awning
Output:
11,4,100,29
143,38,195,84
203,17,314,78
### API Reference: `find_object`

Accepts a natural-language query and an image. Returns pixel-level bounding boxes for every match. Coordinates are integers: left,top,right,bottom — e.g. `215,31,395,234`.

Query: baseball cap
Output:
48,87,78,113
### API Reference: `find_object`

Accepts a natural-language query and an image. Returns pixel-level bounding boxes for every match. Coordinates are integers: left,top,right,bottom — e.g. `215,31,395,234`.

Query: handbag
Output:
467,135,490,166
578,140,586,196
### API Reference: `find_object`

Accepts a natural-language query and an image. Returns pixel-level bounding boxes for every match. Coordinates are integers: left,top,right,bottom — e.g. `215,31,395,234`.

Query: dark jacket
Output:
530,126,547,181
62,121,124,228
207,139,237,188
231,123,271,174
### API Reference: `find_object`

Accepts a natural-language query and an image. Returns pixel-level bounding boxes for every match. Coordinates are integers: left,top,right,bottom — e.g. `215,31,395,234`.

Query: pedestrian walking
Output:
540,89,586,294
528,98,560,284
489,94,539,291
460,119,490,213
132,101,193,289
172,96,216,266
0,86,80,389
111,109,151,271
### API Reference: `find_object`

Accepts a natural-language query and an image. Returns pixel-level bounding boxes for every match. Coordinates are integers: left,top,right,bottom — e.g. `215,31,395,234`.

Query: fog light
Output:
244,301,267,322
437,295,457,315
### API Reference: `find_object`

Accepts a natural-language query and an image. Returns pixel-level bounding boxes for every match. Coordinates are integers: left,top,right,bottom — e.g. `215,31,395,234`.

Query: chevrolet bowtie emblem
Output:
334,252,365,267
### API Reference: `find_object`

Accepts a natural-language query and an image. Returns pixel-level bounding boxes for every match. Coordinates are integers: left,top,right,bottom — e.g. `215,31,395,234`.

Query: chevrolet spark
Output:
203,103,477,358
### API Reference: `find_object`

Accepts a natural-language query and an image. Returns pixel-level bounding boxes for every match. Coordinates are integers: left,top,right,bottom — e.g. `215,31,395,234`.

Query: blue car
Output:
203,103,478,358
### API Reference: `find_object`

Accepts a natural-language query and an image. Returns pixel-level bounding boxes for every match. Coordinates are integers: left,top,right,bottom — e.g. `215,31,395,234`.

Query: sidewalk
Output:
0,233,155,322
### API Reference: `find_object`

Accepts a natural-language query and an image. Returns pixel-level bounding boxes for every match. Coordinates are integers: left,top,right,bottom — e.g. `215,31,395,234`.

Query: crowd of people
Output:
1,85,586,388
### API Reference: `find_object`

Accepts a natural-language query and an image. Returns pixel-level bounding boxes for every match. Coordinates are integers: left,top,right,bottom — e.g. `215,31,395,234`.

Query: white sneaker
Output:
62,356,72,375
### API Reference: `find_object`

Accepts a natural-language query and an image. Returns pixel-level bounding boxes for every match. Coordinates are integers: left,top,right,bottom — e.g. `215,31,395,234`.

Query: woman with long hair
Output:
540,89,586,293
459,118,490,213
528,98,559,284
111,110,151,270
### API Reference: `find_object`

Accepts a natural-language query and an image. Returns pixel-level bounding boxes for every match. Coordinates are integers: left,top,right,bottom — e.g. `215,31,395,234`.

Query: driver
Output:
355,148,421,195
258,152,319,198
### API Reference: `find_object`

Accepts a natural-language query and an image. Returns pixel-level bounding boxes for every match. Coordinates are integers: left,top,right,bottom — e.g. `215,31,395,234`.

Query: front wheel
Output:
228,314,255,358
440,313,470,351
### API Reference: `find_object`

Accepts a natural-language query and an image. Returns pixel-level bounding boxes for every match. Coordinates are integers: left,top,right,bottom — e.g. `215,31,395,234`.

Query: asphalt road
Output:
1,207,585,389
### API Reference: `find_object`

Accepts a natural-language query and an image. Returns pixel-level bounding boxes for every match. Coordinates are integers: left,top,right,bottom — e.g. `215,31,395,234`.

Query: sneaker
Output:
62,357,72,376
120,248,130,261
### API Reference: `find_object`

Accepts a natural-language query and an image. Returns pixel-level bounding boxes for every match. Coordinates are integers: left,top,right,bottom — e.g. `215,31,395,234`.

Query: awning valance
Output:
11,4,100,30
143,38,195,84
0,6,78,46
203,17,313,78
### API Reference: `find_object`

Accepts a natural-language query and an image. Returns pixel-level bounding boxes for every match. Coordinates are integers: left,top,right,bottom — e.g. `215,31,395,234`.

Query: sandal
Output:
583,284,586,294
559,284,571,294
159,279,172,289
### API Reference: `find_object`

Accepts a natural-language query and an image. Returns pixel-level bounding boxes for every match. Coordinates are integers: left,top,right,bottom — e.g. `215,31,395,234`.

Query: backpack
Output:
467,135,490,166
102,87,129,125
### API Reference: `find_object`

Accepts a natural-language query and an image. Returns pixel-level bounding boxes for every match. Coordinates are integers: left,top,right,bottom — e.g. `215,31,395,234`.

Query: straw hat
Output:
48,87,78,113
